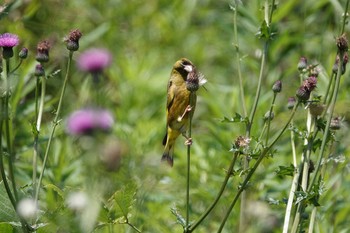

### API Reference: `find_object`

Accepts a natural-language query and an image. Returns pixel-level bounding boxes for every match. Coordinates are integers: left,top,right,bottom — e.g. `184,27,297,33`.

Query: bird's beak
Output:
183,64,193,73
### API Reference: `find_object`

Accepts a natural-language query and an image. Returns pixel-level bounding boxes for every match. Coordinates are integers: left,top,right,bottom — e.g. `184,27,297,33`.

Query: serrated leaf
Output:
170,207,186,228
113,183,137,220
275,164,295,177
267,197,280,205
44,183,64,199
221,113,248,124
0,181,19,222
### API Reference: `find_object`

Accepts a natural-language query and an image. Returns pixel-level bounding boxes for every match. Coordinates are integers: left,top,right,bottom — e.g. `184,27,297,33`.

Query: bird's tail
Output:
161,142,174,167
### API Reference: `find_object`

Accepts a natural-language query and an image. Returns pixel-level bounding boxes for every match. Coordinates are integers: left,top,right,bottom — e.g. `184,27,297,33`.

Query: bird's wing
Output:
163,80,175,146
166,80,175,113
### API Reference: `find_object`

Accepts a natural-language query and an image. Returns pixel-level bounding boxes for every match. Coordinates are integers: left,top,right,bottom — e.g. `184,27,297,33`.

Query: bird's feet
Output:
177,105,193,122
184,137,192,146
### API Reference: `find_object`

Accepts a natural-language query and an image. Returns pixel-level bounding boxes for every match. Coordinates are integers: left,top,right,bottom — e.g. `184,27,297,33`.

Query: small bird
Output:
161,58,198,167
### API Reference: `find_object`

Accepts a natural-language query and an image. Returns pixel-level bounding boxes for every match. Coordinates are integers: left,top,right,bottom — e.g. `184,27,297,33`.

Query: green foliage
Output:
0,182,18,223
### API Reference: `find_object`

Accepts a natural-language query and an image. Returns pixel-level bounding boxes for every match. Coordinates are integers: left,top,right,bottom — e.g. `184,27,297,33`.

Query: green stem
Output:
323,73,334,105
34,51,73,204
188,152,239,232
3,58,18,201
32,75,46,198
10,59,23,74
126,221,142,233
240,0,273,228
185,92,195,232
282,120,298,233
290,109,315,233
217,102,300,233
265,93,277,145
308,207,317,233
232,3,247,117
32,77,40,197
0,111,16,209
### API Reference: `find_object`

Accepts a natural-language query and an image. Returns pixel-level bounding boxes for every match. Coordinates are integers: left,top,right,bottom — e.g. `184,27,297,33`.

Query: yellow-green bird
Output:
161,58,197,167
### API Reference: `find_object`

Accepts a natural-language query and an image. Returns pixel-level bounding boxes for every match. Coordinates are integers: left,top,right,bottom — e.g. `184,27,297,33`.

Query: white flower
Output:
66,191,88,211
17,198,37,220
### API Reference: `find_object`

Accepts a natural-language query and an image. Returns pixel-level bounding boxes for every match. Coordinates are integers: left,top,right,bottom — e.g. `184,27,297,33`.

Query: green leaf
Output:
275,164,295,177
170,206,186,228
113,183,137,220
257,20,269,39
0,223,13,233
221,113,248,124
0,181,19,222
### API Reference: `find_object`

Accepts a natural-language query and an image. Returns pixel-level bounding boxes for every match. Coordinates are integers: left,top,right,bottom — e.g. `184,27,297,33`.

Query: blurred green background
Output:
1,0,350,232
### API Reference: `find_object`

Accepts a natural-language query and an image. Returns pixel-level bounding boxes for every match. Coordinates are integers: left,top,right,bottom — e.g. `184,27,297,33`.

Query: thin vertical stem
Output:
35,51,73,204
232,3,247,117
185,92,195,232
265,93,277,145
188,152,239,232
282,120,298,233
3,58,18,201
32,75,46,198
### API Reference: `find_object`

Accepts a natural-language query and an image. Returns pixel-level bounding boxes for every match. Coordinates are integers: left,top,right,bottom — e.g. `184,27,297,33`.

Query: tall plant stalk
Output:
34,51,74,204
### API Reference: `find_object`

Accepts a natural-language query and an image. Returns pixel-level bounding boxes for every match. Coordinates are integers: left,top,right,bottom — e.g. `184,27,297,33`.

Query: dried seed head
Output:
36,40,50,63
309,103,324,117
336,34,348,52
330,117,341,130
234,136,251,148
64,29,82,51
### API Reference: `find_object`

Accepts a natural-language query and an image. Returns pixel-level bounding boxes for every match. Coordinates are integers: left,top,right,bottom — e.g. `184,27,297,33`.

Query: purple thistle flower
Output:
0,33,19,59
0,33,19,47
66,108,114,135
77,48,112,73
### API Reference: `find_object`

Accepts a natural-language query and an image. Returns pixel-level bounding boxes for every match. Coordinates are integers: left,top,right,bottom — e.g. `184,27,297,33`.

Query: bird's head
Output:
173,58,194,77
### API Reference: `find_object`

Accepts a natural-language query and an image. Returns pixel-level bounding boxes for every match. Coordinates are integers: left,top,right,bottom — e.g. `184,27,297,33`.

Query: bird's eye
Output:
181,61,191,67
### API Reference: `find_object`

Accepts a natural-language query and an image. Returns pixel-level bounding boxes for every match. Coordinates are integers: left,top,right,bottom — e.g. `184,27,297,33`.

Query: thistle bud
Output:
342,52,348,74
19,47,28,59
264,110,274,121
297,57,307,72
272,80,282,93
296,86,310,101
287,97,296,109
333,56,340,74
34,64,45,77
